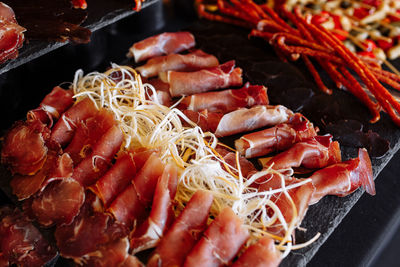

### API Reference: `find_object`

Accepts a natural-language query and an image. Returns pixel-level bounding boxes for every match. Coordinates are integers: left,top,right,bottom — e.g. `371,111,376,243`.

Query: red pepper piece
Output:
311,11,330,25
357,51,376,58
377,39,394,51
363,39,377,52
353,7,370,19
362,0,382,8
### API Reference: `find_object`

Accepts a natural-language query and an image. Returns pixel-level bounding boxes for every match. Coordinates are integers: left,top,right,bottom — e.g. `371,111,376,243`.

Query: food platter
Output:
1,1,400,266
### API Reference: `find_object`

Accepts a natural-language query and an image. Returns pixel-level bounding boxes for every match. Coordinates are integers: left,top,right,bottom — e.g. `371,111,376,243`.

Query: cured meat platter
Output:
1,1,400,266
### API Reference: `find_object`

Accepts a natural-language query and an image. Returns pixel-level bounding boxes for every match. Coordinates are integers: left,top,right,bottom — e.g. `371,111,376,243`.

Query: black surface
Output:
1,1,400,266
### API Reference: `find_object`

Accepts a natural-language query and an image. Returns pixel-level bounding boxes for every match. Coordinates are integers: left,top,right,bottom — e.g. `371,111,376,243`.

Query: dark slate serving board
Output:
1,1,400,266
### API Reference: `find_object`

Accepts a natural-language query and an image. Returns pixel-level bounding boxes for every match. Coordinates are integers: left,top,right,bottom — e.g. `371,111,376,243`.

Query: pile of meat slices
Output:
0,31,376,267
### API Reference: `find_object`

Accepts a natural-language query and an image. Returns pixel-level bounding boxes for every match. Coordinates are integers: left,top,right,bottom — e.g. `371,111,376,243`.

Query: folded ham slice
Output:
128,32,195,63
232,236,282,267
137,49,219,78
184,105,292,137
309,148,375,204
164,60,243,97
235,113,318,158
0,206,57,267
178,83,268,113
147,190,214,267
184,207,249,267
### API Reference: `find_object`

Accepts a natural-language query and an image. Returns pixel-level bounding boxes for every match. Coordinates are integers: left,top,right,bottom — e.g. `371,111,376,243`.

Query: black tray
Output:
1,1,400,266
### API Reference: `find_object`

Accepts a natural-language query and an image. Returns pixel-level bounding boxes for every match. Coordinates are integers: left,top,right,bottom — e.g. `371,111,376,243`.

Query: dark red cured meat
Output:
27,86,74,127
130,164,178,254
147,190,214,267
10,149,73,200
30,178,85,227
55,193,129,261
232,236,282,267
165,60,243,97
309,148,375,204
184,207,249,267
81,238,130,267
0,206,57,267
121,255,144,267
132,152,165,205
235,113,318,158
215,147,257,178
0,3,25,64
137,49,219,78
131,148,160,170
108,184,147,228
178,83,269,113
1,119,50,175
90,151,137,207
72,125,124,187
183,109,224,133
257,174,315,237
64,108,115,164
265,135,342,173
128,32,195,63
50,97,98,147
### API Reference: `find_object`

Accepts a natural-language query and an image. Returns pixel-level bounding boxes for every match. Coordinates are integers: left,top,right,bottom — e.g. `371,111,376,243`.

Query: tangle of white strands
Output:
71,64,318,257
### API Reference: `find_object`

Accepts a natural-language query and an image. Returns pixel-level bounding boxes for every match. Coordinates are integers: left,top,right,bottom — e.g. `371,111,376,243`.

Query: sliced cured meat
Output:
164,60,243,97
27,86,74,126
147,190,214,267
309,148,375,204
257,174,315,236
184,207,249,267
72,125,124,187
128,31,195,63
1,120,49,175
131,148,160,170
130,164,178,254
215,147,257,178
132,152,165,205
0,3,25,64
0,206,57,267
235,113,318,158
137,49,219,78
30,178,84,227
143,77,170,93
55,193,129,261
265,135,341,173
71,0,87,9
184,105,292,137
64,108,115,164
232,236,282,267
121,255,144,267
81,238,130,267
50,97,98,147
108,184,147,228
90,151,137,207
178,83,269,113
10,150,73,200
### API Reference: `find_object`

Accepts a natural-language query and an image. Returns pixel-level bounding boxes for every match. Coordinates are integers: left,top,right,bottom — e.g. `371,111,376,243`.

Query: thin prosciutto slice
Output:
147,190,214,267
137,49,219,78
0,206,57,267
81,238,130,267
90,151,137,207
184,207,249,267
184,105,292,137
72,125,124,187
164,60,243,97
128,32,195,63
309,148,375,204
178,83,268,113
50,97,98,147
232,236,282,267
30,178,85,227
235,113,318,158
264,135,342,174
130,164,178,254
215,147,257,178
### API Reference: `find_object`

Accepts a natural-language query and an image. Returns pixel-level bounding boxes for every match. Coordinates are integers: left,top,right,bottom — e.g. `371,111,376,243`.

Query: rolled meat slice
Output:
128,32,195,63
215,147,257,178
309,148,375,204
264,135,342,173
50,97,98,147
0,206,57,267
184,207,249,267
184,105,292,137
130,164,178,254
178,83,269,113
235,113,318,158
137,49,219,78
163,60,243,97
147,190,213,267
232,236,282,267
